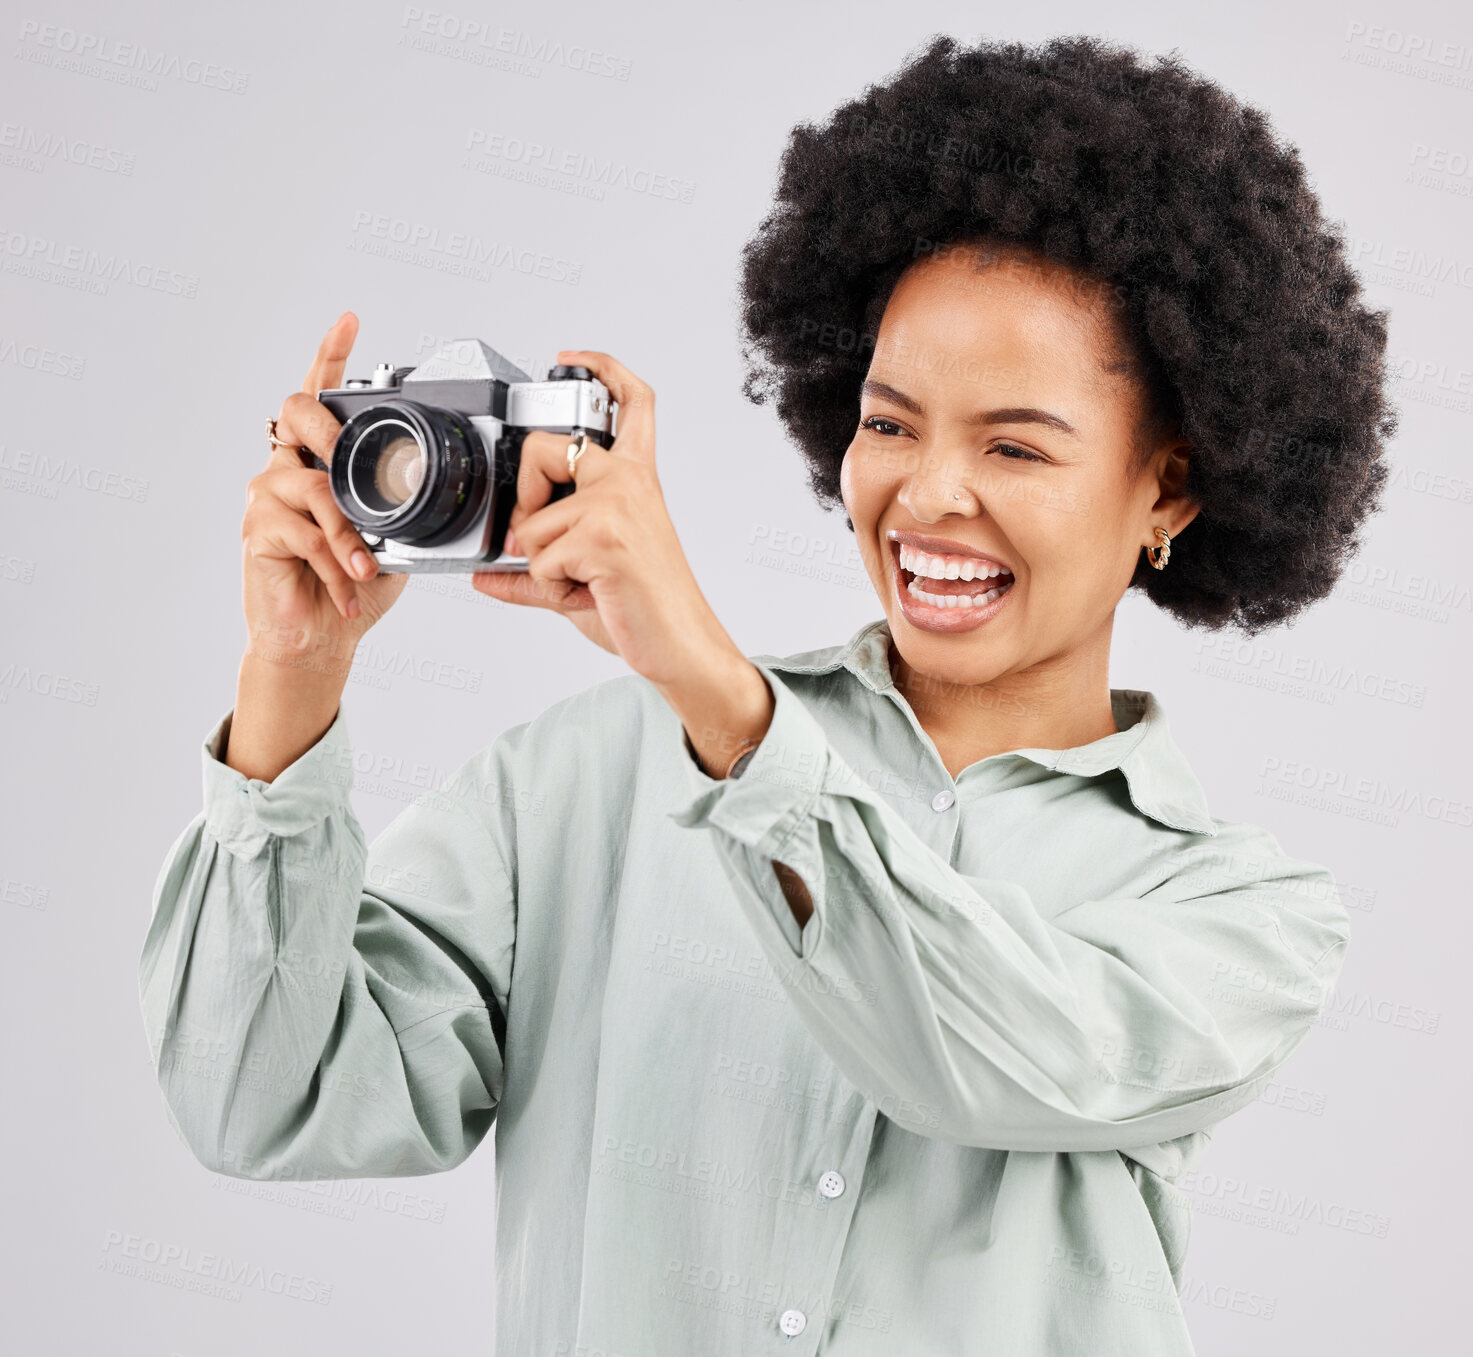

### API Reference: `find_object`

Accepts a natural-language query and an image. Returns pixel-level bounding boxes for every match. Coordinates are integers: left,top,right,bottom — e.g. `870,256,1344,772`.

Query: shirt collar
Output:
756,617,1218,837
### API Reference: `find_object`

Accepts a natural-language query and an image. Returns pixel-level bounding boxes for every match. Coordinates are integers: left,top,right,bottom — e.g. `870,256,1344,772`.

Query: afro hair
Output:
738,34,1396,636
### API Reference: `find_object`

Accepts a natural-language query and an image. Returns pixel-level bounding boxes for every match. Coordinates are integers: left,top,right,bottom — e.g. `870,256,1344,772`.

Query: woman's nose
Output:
898,457,981,521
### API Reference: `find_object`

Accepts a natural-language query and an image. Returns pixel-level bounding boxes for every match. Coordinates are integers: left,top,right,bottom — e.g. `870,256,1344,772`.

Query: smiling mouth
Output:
891,540,1016,609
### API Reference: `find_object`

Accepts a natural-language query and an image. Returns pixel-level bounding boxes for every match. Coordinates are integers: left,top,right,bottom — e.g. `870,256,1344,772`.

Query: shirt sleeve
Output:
668,661,1351,1154
137,703,516,1181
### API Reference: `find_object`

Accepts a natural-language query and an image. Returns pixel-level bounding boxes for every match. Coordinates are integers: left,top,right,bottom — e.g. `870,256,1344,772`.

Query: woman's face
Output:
841,241,1196,692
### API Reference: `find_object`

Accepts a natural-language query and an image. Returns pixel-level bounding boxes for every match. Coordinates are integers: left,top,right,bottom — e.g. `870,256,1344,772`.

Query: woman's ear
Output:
1152,439,1201,536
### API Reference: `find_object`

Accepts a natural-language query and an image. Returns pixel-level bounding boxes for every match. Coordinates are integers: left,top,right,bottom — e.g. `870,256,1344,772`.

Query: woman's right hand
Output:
242,312,410,679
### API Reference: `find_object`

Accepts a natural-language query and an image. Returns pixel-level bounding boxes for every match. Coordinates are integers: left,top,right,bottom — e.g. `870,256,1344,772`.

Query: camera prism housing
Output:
314,339,616,573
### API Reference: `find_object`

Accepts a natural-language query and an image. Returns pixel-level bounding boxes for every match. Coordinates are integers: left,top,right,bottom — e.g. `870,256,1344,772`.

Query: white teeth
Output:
897,543,1010,582
905,575,1012,609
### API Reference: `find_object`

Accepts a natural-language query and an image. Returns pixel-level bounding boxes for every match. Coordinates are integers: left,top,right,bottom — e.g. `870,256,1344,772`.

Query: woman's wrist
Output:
226,648,348,782
657,648,775,780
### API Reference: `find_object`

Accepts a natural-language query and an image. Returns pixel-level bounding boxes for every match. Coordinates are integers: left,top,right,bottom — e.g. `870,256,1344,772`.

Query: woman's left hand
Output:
471,350,737,693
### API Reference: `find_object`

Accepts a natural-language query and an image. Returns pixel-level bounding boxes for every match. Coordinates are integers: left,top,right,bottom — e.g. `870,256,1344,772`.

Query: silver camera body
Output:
313,340,616,573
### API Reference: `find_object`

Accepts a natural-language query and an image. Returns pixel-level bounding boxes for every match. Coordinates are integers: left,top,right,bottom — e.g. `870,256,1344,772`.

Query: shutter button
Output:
931,788,955,812
818,1170,845,1198
779,1309,807,1336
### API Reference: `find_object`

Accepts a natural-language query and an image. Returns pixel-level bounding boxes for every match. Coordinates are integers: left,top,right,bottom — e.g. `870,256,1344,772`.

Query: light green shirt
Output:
138,616,1349,1355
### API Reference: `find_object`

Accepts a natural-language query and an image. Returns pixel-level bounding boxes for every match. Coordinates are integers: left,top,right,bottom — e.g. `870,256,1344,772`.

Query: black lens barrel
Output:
329,399,488,546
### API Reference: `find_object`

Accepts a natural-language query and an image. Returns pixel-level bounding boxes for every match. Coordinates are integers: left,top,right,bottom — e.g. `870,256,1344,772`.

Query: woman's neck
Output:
887,626,1120,780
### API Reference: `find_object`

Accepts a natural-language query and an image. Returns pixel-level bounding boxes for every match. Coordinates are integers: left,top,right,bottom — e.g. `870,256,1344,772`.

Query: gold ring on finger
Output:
266,417,299,450
566,431,589,483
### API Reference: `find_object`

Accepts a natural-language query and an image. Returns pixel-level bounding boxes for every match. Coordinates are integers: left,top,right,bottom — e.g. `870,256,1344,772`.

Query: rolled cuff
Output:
666,662,835,957
202,705,356,860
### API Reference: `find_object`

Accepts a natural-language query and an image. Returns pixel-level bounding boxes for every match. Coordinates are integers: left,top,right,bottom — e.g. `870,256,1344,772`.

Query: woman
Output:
139,34,1390,1357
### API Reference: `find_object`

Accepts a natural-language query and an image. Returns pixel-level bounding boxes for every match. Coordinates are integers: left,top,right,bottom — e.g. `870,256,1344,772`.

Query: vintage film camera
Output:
311,339,616,572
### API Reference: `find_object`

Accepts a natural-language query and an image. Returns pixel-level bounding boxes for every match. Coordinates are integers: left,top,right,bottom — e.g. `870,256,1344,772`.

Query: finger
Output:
507,482,582,559
509,429,603,522
555,349,654,456
245,503,361,621
270,390,345,470
302,312,359,395
302,474,381,582
471,568,578,612
259,466,381,583
523,523,595,598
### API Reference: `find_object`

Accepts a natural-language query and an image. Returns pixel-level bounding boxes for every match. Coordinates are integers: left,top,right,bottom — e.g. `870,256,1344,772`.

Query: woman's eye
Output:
994,443,1045,463
860,418,1045,462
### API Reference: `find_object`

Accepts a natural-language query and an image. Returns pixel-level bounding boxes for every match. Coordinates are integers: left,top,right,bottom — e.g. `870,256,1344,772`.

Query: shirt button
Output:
931,788,956,812
779,1309,807,1337
818,1170,846,1198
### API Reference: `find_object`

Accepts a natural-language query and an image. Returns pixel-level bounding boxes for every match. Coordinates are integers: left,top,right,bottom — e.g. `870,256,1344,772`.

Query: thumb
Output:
471,568,568,611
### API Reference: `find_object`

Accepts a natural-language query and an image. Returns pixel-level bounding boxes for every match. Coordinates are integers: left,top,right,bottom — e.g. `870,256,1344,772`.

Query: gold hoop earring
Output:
1145,526,1171,570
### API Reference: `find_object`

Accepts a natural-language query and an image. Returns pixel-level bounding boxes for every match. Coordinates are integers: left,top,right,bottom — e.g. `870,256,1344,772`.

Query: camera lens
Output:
352,421,426,511
329,400,487,545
